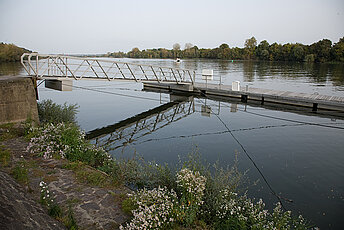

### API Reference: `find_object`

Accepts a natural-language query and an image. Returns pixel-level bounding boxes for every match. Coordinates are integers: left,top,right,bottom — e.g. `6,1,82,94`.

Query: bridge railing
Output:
21,53,196,84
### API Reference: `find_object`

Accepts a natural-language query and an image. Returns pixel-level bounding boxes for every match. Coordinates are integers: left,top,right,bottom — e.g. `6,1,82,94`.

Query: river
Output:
1,59,344,229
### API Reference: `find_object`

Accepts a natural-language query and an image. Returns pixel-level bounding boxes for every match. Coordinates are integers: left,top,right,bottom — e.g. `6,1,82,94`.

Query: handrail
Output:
21,53,197,85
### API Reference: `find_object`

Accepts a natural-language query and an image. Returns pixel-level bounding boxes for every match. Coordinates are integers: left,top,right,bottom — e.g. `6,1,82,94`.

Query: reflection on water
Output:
0,62,24,76
87,98,195,153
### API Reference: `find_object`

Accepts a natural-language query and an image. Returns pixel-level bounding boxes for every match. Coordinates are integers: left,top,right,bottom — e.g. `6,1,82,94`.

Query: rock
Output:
0,171,65,230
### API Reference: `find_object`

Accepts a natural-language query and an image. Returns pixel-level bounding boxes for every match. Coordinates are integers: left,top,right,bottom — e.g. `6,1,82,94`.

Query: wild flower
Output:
120,186,177,230
26,122,113,168
213,187,311,229
39,181,55,207
174,168,206,226
176,168,206,206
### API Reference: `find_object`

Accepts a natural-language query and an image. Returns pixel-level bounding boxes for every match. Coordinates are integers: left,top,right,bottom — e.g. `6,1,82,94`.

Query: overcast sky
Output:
0,0,343,54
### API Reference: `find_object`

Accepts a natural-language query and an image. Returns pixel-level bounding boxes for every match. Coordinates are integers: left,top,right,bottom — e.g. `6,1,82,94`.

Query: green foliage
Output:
121,167,312,230
121,197,138,215
75,167,114,187
48,204,63,218
37,99,79,125
11,161,29,184
0,145,11,166
304,54,315,63
63,206,78,230
0,43,31,63
0,123,23,141
107,37,344,63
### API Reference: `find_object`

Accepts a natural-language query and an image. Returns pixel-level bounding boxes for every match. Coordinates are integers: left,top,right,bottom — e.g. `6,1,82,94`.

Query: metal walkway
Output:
21,53,196,84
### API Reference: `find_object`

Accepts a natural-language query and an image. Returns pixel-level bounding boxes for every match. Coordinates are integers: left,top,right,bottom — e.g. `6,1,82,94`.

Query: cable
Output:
195,95,292,209
60,82,170,103
239,109,344,130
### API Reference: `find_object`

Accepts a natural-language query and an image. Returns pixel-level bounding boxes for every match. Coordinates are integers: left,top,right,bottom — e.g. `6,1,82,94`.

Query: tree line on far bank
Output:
108,37,344,63
0,43,31,63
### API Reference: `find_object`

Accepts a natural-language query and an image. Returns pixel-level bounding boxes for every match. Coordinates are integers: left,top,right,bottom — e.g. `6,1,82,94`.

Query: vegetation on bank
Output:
0,43,31,63
108,37,344,63
20,100,314,229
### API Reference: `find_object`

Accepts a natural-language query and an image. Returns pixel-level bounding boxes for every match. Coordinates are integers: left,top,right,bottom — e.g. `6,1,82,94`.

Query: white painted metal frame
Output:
21,53,196,85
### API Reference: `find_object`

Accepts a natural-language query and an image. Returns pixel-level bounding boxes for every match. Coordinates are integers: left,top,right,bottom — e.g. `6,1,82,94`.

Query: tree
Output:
173,43,181,51
256,40,270,60
291,44,305,62
310,39,332,62
244,37,257,50
219,43,229,49
244,36,257,59
184,43,193,50
332,37,344,62
0,43,31,63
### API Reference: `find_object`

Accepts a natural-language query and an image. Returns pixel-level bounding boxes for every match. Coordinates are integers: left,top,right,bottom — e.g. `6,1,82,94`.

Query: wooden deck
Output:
143,82,344,112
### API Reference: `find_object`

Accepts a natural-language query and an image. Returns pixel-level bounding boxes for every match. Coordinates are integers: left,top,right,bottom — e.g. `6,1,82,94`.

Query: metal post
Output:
36,55,39,77
65,57,68,77
48,58,50,76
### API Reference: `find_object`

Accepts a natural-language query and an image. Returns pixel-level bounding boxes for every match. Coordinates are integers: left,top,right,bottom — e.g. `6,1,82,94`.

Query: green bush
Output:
37,99,79,125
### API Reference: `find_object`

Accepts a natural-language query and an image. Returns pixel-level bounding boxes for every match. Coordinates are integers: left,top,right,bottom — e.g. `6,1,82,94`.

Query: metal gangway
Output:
21,53,196,84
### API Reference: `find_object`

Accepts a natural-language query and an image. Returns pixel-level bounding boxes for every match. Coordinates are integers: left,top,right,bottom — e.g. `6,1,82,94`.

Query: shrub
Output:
120,186,178,230
175,168,206,226
37,99,78,124
26,123,112,168
121,168,311,230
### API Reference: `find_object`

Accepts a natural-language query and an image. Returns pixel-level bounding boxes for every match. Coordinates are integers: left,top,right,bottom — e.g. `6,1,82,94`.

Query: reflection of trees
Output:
327,64,344,87
0,62,24,76
255,61,269,80
218,60,229,71
307,63,328,83
182,59,198,70
242,61,256,82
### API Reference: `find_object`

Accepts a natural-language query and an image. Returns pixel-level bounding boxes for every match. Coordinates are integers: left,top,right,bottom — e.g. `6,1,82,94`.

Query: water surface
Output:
1,59,343,229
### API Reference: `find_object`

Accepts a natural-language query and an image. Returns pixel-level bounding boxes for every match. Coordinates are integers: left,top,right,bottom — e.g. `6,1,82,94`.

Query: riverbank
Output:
1,120,314,229
0,124,129,229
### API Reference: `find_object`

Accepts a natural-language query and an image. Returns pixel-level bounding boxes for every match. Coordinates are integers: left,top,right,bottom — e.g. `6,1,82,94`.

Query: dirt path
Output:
0,137,130,230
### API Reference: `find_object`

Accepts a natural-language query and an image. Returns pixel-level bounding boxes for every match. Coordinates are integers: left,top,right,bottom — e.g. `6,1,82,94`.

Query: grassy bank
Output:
14,99,313,229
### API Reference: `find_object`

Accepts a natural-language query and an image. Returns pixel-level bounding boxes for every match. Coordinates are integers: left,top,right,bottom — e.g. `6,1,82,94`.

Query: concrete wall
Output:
0,76,39,125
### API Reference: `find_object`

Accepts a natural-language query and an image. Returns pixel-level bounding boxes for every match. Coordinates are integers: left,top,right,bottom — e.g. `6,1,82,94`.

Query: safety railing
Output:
21,53,196,84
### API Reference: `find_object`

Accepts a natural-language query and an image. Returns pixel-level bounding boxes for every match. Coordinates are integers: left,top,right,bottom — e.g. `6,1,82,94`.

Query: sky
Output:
0,0,343,54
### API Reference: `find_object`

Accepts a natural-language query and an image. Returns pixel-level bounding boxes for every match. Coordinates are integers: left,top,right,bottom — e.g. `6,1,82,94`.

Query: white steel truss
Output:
21,53,196,84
